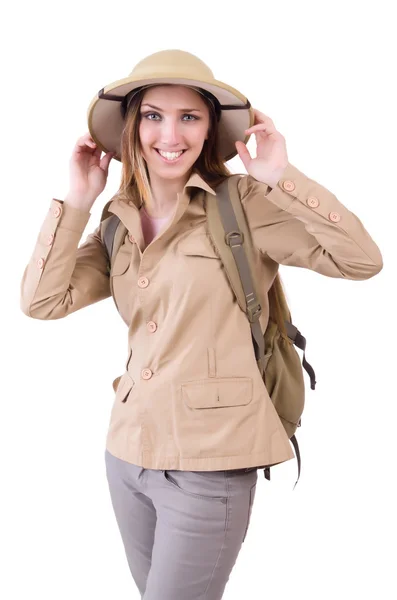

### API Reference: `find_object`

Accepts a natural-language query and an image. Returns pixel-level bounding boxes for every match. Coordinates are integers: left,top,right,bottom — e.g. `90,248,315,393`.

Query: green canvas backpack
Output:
100,174,317,489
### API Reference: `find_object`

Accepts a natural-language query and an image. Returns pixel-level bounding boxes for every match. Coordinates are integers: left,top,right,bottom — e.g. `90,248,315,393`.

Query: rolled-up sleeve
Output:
20,199,111,319
238,162,383,280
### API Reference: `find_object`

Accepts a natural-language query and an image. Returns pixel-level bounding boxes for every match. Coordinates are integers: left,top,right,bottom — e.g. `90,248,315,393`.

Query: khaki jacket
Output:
20,162,383,471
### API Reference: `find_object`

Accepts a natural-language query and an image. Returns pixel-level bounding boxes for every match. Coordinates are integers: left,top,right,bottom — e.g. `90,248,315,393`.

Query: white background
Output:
2,0,396,598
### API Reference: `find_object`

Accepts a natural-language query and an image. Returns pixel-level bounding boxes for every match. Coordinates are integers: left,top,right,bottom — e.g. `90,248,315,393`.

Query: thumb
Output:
235,141,251,171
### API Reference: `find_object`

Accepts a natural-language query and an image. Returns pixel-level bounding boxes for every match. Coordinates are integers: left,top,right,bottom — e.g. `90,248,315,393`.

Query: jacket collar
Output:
184,172,217,196
109,171,217,212
104,171,217,243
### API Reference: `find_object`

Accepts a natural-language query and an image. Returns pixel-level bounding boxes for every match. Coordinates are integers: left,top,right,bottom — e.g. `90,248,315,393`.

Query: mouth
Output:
154,148,187,164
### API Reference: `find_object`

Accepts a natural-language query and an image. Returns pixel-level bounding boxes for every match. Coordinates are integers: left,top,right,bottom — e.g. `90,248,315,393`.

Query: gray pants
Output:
104,449,258,599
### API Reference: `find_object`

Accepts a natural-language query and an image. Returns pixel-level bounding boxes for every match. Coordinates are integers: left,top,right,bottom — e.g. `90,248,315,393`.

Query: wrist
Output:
267,164,289,189
64,192,96,211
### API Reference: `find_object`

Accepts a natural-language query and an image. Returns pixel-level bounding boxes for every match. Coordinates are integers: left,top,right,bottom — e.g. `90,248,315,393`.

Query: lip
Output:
154,148,187,164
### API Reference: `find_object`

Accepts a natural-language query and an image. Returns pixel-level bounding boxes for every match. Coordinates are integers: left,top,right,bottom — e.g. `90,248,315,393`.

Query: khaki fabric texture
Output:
20,162,383,471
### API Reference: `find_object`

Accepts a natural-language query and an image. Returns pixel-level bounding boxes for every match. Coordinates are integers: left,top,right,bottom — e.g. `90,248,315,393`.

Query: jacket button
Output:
147,321,157,333
307,196,319,208
46,233,54,245
141,368,153,380
52,205,62,218
128,234,135,243
329,211,341,222
37,258,45,269
282,180,295,192
138,277,149,288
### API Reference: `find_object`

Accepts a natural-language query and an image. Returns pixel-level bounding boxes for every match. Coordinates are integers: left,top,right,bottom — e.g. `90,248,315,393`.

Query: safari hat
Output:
87,49,254,162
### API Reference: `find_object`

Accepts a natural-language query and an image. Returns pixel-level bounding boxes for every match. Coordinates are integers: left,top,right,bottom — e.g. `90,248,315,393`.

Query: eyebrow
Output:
141,103,202,113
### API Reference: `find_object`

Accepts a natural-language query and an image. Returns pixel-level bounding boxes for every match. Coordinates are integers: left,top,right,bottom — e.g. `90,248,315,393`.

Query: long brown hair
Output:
116,85,232,206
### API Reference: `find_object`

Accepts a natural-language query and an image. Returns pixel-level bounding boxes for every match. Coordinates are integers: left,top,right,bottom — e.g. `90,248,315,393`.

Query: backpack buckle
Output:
247,303,262,322
225,230,244,247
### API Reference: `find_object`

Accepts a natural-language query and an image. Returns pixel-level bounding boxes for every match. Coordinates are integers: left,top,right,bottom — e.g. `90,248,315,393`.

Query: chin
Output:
153,159,196,175
157,169,191,179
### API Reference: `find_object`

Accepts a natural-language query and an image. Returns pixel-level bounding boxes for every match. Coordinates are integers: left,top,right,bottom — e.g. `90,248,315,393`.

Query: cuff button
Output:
37,258,45,269
329,211,341,222
282,180,295,192
307,196,320,208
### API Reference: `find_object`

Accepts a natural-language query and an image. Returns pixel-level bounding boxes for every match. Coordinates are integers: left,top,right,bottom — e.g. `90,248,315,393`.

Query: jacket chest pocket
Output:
178,234,221,260
177,234,225,286
111,246,131,277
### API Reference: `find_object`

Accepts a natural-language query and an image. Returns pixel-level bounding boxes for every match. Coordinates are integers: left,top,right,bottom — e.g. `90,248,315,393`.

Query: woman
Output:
20,49,383,599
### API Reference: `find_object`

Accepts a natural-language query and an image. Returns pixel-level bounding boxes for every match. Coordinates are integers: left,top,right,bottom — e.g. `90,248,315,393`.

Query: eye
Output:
141,112,199,122
144,112,160,121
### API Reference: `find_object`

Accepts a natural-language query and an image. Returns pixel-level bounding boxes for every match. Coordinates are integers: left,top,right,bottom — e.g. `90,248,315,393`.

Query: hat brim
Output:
87,75,254,162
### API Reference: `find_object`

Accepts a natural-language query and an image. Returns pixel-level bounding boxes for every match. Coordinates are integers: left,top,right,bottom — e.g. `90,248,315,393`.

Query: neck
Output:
143,170,192,218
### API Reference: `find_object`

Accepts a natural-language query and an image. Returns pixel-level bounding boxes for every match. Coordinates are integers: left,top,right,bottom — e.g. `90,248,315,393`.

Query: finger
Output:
251,109,272,127
100,151,114,172
85,139,97,149
82,132,96,144
93,145,102,160
74,139,98,158
253,108,272,122
76,133,96,150
245,123,277,135
235,141,251,170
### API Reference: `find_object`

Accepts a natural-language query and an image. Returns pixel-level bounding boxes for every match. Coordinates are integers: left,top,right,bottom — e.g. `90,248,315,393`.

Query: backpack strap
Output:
206,175,302,489
103,214,121,267
285,322,316,390
220,176,316,397
290,435,301,490
100,214,127,275
263,436,301,490
206,176,265,374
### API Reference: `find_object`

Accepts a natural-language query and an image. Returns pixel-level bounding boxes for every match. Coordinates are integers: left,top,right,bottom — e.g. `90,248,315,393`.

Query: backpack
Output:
100,174,317,489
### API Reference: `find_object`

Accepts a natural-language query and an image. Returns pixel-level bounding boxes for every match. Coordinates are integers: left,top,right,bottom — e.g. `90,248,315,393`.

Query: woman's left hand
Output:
235,109,289,189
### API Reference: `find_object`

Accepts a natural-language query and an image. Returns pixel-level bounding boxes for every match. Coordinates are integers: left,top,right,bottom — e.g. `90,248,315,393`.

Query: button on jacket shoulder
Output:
20,162,383,471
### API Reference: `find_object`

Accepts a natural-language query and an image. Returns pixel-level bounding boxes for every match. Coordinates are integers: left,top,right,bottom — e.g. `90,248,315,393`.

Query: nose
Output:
160,118,184,148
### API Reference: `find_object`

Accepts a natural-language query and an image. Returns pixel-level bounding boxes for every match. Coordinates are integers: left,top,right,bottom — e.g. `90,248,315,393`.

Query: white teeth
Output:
158,150,184,160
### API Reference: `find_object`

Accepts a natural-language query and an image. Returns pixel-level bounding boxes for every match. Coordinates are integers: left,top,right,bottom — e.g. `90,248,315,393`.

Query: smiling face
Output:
138,85,211,182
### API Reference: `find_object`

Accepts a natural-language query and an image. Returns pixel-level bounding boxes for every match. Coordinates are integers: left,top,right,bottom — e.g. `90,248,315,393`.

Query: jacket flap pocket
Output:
111,246,131,276
115,372,135,402
178,235,220,259
182,378,252,409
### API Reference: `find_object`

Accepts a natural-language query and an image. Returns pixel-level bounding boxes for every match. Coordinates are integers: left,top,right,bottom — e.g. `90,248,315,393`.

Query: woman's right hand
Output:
64,132,115,211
